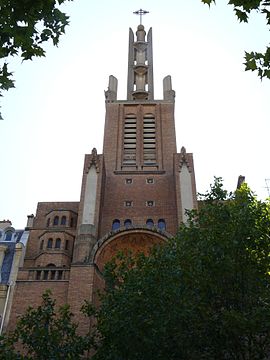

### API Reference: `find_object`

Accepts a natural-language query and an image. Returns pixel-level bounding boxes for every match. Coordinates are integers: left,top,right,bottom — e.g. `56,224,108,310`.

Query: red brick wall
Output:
98,101,180,238
8,281,69,331
67,265,95,333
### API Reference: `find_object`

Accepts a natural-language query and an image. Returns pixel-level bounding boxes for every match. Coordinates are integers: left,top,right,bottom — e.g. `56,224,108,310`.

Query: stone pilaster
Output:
0,245,7,283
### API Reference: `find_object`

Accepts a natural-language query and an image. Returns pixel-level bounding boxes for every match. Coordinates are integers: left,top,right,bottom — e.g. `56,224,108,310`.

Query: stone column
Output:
0,245,7,283
9,243,23,284
1,243,23,332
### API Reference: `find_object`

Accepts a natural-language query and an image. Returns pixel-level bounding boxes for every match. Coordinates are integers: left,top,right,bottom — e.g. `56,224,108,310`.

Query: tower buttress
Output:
105,75,118,101
163,75,175,101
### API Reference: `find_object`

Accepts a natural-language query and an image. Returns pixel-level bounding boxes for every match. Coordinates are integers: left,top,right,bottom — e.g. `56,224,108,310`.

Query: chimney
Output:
0,220,12,230
26,214,34,229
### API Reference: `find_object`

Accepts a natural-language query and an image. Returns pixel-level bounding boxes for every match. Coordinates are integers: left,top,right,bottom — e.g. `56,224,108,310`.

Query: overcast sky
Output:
1,0,270,228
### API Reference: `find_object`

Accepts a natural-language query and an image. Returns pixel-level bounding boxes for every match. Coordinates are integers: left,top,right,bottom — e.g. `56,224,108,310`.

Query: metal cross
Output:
133,9,149,25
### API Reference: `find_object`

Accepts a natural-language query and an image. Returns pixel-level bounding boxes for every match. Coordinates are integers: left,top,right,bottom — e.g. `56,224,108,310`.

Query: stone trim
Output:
114,170,165,175
179,146,192,173
89,226,172,263
86,148,100,173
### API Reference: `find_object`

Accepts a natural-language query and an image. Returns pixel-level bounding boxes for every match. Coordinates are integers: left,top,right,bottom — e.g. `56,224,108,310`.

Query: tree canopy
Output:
90,178,270,359
1,179,270,359
201,0,270,79
0,0,72,97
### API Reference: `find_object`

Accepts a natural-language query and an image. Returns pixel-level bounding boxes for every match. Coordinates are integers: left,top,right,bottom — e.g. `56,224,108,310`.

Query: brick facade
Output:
8,23,197,332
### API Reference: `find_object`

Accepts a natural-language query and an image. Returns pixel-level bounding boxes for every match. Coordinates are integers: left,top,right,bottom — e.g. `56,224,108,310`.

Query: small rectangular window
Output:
146,178,154,184
125,178,133,184
146,200,155,207
125,201,133,207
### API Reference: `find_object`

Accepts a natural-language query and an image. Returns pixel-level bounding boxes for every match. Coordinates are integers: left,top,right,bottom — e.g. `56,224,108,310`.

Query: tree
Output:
90,178,270,359
201,0,270,79
0,290,93,359
0,0,72,97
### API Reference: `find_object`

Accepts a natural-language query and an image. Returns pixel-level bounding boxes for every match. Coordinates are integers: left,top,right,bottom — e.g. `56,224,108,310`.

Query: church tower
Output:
75,22,197,258
8,19,197,333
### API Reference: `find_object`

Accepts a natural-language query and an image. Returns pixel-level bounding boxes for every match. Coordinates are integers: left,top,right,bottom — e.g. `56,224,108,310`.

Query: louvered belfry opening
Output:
123,114,137,166
143,113,156,165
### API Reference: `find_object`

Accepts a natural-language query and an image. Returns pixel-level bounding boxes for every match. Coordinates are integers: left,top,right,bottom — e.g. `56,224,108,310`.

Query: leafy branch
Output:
0,0,72,97
201,0,270,79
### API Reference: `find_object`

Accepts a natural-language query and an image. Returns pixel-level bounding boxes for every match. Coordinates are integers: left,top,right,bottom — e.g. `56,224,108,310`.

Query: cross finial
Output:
133,9,149,25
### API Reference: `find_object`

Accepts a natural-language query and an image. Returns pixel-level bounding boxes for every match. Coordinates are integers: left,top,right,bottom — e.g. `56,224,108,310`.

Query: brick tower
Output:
8,22,197,333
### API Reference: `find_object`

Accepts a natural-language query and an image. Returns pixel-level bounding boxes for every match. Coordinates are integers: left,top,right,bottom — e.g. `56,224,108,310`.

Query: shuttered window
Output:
123,114,137,166
143,114,156,165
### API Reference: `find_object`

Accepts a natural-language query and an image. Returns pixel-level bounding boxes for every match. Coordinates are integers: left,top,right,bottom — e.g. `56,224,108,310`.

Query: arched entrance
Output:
91,228,170,273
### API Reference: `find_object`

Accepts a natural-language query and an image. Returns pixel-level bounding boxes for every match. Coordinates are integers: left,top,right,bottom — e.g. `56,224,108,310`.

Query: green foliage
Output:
0,290,92,359
245,47,270,79
0,63,15,92
201,0,270,79
92,178,270,359
0,0,72,96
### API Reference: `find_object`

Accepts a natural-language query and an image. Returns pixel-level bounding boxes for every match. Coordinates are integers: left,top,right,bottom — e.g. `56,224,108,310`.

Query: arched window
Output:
47,238,53,248
158,219,166,231
4,230,13,241
40,239,44,250
55,238,61,249
112,219,120,231
124,219,132,228
146,219,154,228
46,218,50,227
61,216,66,225
53,216,59,226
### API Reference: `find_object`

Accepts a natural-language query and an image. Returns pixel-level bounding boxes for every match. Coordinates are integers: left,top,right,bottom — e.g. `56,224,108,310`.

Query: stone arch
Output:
46,263,56,267
91,228,170,273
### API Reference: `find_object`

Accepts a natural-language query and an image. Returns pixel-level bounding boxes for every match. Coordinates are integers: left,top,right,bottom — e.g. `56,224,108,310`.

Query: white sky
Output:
1,0,270,228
